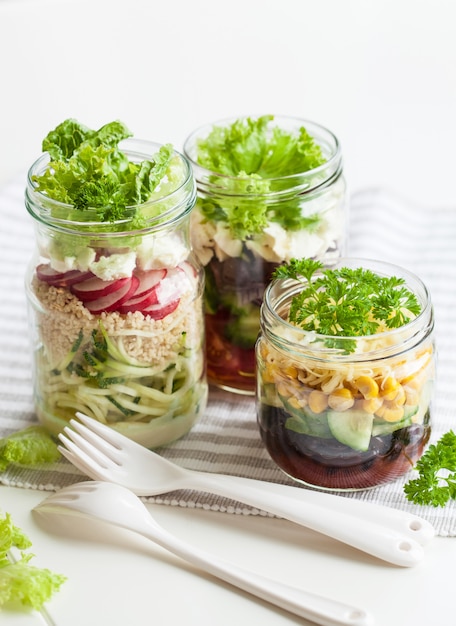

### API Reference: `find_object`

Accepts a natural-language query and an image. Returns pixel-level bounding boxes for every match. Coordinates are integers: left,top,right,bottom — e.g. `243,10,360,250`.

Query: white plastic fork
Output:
34,481,373,626
57,412,434,567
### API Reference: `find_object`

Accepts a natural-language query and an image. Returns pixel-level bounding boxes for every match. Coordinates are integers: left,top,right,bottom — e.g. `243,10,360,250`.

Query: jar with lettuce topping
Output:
25,119,207,448
184,115,346,395
256,258,435,491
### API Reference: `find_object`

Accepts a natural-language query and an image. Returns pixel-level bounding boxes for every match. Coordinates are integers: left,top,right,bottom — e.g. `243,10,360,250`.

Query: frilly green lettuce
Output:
33,118,176,224
0,512,66,610
195,115,327,240
0,426,60,472
197,115,325,178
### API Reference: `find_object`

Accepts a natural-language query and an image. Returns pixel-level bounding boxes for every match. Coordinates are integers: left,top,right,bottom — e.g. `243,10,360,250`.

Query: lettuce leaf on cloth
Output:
0,426,60,472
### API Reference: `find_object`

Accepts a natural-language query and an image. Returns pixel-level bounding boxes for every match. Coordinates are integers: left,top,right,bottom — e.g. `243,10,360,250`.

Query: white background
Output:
1,0,456,206
1,2,456,625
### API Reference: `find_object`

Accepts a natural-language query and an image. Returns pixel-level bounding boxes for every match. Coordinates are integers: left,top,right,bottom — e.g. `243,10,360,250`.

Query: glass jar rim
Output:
25,138,196,234
183,114,342,190
262,257,434,362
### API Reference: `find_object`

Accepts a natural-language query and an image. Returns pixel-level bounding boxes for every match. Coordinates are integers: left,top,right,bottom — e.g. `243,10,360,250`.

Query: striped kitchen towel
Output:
0,177,455,536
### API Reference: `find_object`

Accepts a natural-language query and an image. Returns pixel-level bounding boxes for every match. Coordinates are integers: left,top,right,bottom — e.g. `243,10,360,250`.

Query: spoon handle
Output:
181,471,426,567
135,516,373,626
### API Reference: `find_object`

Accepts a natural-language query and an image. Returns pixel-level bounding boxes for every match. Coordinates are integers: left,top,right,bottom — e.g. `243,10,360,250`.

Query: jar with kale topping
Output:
25,119,207,448
256,258,435,491
184,115,346,394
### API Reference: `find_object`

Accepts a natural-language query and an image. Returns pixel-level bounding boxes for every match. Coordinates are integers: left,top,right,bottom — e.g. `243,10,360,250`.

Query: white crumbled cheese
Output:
245,222,289,262
157,267,191,304
213,223,243,261
319,204,345,243
75,247,97,271
280,228,327,260
246,222,326,262
190,180,345,264
190,208,217,266
90,251,137,280
136,233,188,270
50,256,77,272
49,247,96,273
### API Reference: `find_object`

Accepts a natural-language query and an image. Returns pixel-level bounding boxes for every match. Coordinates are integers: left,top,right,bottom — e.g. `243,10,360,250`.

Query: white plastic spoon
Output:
34,481,373,626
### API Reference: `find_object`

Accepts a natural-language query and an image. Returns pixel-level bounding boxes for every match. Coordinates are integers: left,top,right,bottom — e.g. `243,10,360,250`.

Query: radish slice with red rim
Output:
71,276,132,302
85,276,140,314
134,269,167,298
36,264,93,287
141,299,180,320
117,289,160,313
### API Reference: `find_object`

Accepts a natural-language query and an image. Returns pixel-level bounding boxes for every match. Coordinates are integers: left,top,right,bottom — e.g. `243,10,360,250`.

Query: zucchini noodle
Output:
35,318,206,435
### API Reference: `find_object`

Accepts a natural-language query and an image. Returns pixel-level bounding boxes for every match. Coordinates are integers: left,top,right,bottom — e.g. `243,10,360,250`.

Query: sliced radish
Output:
85,276,140,314
117,289,159,313
134,269,167,298
36,264,93,287
154,267,190,305
180,261,198,280
42,264,194,317
141,298,180,320
71,276,132,302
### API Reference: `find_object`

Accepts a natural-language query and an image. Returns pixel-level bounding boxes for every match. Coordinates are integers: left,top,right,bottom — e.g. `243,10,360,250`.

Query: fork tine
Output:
59,430,120,473
74,412,131,448
58,440,107,481
64,421,123,464
74,412,147,454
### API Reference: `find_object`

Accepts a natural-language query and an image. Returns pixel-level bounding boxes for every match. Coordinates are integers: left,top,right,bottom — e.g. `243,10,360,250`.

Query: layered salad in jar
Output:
256,258,435,490
25,119,207,448
184,115,346,394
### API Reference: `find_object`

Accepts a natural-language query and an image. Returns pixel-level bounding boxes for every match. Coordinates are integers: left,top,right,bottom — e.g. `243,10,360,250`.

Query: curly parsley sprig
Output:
404,431,456,507
272,259,421,353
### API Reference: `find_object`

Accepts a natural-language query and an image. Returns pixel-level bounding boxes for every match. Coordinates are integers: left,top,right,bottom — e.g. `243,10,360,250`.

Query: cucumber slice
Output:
372,416,412,436
280,395,332,438
279,394,305,420
403,404,419,420
285,416,312,435
371,405,418,437
302,406,332,438
327,410,374,451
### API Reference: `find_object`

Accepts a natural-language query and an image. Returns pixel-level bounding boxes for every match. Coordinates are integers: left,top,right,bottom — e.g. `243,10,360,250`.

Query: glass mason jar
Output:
25,139,208,448
184,115,347,395
256,259,435,491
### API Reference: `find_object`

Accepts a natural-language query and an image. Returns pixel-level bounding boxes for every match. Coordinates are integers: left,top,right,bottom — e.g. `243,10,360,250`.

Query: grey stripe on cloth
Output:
1,177,455,536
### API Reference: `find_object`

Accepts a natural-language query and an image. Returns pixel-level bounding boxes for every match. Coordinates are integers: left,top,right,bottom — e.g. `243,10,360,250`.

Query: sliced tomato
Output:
205,317,256,392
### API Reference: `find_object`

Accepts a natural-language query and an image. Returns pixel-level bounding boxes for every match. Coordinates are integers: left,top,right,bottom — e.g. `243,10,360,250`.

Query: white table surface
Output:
1,0,456,624
3,485,456,626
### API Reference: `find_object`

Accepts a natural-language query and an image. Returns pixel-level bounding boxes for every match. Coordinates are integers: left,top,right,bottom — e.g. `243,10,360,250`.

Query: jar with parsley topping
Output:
25,119,207,448
256,258,435,491
184,115,346,394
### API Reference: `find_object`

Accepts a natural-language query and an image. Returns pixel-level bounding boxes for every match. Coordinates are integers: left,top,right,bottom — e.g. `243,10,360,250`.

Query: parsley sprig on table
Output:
272,259,421,353
404,431,456,507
